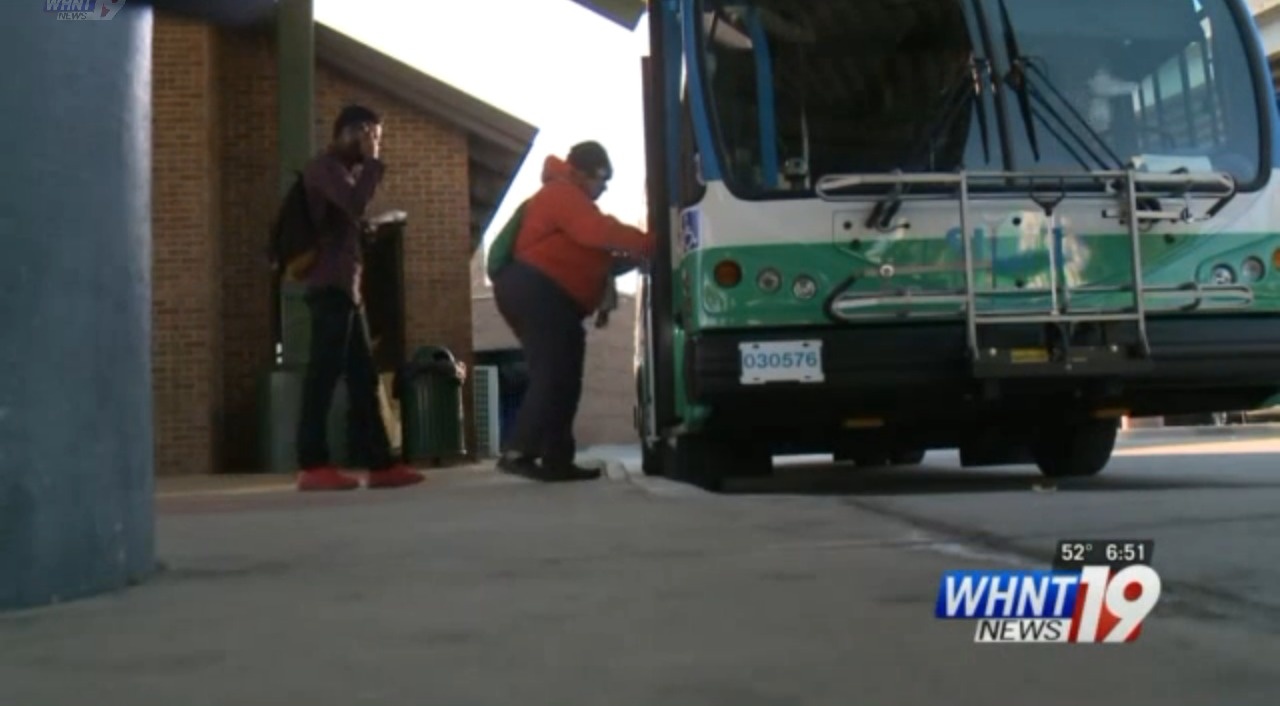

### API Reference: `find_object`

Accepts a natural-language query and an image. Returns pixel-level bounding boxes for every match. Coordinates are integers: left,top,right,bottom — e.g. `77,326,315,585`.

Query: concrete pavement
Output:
2,430,1279,705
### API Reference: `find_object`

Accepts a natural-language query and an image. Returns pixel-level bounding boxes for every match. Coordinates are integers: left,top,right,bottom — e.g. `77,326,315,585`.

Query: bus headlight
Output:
792,275,818,300
757,267,782,292
1210,264,1235,285
1242,256,1265,282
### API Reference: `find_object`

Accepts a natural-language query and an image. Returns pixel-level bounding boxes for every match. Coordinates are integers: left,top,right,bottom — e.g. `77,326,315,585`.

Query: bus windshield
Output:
695,0,1264,197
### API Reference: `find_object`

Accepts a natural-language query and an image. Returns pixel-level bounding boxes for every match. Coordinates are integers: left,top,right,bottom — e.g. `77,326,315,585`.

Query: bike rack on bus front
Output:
815,169,1250,376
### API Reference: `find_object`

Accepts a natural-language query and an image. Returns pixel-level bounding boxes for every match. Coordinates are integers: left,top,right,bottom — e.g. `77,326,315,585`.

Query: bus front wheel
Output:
892,448,926,465
666,434,771,491
641,439,664,476
1031,419,1118,478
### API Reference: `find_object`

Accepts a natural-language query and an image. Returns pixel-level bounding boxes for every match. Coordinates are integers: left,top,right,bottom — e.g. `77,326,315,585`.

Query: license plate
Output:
739,340,824,385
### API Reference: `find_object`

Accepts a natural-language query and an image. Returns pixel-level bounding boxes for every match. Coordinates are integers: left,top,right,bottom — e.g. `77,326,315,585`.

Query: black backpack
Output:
268,171,320,280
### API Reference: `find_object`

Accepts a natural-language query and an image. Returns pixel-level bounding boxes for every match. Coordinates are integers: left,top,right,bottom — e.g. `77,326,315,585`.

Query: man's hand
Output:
610,255,643,277
359,123,381,161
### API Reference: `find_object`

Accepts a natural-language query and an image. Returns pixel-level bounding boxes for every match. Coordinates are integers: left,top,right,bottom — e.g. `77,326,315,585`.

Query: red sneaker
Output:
297,467,360,491
365,464,425,489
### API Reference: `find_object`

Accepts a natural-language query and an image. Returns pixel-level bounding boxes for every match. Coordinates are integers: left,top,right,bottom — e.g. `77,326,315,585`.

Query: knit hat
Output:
567,141,613,181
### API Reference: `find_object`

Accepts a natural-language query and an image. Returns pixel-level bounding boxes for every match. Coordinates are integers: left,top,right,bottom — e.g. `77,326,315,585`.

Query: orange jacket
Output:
514,156,653,314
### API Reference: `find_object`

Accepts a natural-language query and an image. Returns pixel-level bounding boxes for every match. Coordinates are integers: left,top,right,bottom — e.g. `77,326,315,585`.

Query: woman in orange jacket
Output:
492,141,654,481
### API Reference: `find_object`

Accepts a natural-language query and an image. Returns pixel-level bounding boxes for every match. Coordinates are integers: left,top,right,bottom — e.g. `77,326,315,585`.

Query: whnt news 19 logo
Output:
935,539,1161,644
44,0,126,21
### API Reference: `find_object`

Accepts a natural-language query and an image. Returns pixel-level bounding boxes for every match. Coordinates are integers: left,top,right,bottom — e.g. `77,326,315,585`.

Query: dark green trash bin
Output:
399,346,467,463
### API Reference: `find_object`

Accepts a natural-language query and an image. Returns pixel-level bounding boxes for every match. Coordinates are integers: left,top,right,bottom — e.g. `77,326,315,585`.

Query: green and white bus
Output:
635,0,1280,489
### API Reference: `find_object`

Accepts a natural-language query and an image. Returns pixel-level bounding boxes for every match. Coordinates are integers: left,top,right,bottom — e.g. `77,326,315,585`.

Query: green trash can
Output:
278,282,312,367
400,346,467,463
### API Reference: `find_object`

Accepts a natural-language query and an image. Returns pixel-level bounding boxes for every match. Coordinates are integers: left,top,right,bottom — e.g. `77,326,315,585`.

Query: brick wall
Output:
216,29,279,471
1251,0,1280,15
151,13,222,476
151,19,478,473
575,294,639,446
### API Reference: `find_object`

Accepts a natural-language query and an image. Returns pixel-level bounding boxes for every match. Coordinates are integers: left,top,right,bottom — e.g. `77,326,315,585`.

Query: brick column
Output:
152,13,223,476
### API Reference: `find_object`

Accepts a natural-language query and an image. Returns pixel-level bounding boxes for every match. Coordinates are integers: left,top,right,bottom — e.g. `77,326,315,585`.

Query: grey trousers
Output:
492,261,588,468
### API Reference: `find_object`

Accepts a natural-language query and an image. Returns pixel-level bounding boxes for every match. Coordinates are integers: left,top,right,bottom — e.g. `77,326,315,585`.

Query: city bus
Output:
634,0,1280,489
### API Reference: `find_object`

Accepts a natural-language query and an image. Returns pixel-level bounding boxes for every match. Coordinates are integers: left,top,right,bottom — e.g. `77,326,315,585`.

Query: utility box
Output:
257,366,350,473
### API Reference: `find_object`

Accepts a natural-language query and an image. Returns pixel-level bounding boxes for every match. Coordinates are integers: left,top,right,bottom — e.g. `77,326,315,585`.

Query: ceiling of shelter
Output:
144,0,277,25
566,0,647,29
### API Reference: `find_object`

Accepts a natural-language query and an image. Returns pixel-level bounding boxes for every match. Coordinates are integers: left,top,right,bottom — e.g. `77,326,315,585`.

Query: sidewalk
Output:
153,456,626,498
6,451,1278,706
153,462,501,498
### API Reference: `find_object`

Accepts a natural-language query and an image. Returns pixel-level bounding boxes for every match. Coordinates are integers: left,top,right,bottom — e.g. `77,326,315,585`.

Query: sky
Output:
314,0,651,291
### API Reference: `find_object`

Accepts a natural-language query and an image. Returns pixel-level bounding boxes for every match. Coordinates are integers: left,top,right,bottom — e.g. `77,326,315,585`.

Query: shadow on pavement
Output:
714,452,1280,497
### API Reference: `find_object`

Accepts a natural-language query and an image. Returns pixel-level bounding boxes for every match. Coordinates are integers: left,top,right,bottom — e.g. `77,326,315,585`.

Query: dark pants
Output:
492,261,588,469
297,287,394,471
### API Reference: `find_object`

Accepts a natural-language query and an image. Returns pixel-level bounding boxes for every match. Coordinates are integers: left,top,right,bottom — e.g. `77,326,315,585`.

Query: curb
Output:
603,460,629,481
1118,423,1280,443
156,484,295,499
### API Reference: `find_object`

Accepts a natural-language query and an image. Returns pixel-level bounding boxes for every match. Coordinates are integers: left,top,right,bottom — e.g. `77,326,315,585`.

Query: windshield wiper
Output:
994,0,1124,171
856,61,991,231
971,59,992,165
909,58,992,169
995,0,1040,160
1024,61,1126,169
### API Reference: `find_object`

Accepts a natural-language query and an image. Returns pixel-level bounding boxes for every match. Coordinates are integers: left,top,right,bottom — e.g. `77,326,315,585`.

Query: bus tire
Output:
1031,419,1118,478
667,435,770,491
641,440,664,476
891,448,926,466
835,450,894,467
854,452,891,468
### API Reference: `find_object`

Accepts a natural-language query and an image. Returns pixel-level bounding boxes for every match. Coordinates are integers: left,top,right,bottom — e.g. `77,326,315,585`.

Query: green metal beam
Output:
277,0,314,195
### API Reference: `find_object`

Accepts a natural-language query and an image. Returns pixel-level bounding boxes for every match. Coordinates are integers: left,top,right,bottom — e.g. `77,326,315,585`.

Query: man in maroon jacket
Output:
294,104,423,491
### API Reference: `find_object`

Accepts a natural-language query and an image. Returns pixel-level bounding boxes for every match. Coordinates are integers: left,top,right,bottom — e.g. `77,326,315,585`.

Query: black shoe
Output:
528,463,601,482
496,453,538,476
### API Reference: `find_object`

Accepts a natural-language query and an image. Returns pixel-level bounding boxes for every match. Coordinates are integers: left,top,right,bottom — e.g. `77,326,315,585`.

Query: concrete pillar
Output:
0,7,157,610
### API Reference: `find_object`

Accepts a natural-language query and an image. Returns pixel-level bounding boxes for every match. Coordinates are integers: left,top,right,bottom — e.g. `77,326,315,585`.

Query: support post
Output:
1,5,157,610
273,0,314,353
277,0,314,196
645,0,679,430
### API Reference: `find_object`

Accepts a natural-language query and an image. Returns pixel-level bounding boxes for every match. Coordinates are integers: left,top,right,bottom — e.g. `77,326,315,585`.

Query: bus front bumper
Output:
683,315,1280,429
